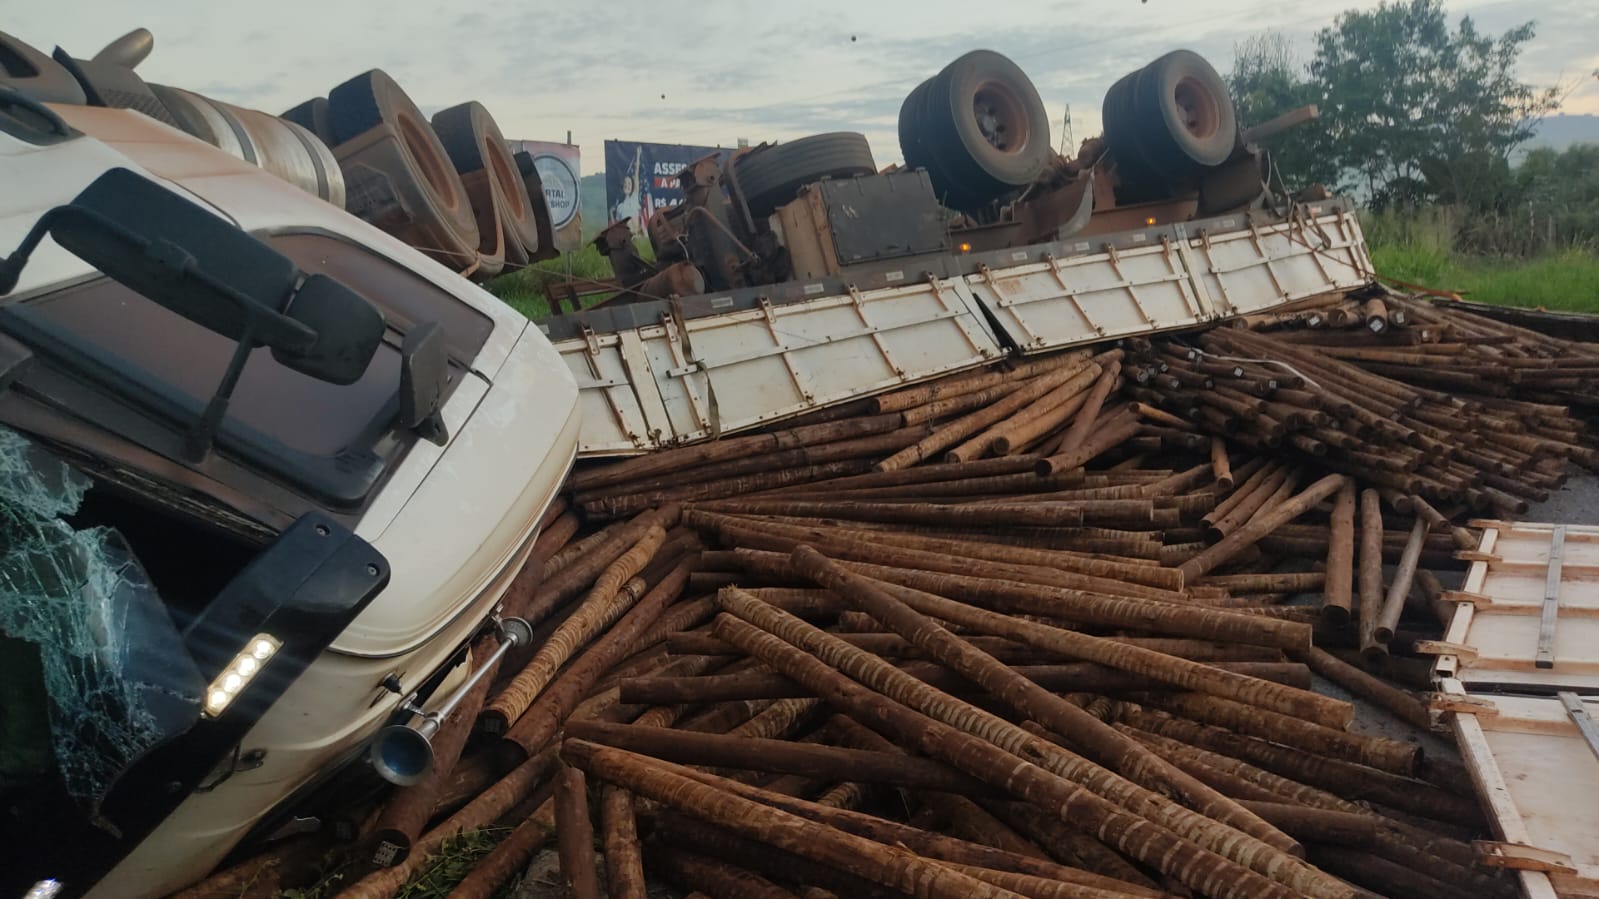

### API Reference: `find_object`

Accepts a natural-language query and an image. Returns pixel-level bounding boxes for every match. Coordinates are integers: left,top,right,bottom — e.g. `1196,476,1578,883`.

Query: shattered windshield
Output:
0,426,202,814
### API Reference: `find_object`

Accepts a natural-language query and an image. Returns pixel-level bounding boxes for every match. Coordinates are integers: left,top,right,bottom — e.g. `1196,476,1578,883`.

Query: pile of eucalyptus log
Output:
177,291,1599,899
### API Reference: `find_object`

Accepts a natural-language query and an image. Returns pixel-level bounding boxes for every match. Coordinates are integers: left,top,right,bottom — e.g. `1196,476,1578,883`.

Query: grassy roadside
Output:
1361,208,1599,311
477,214,1599,319
485,245,616,319
1368,245,1599,312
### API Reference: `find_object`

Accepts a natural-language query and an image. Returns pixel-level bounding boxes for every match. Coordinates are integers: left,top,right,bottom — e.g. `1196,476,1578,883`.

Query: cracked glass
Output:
0,426,202,813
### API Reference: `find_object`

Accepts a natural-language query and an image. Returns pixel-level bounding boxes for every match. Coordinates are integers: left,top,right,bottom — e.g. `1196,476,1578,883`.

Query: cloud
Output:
8,0,1588,171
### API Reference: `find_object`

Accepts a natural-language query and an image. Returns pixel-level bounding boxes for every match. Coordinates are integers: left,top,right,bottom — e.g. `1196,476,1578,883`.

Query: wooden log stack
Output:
175,289,1599,899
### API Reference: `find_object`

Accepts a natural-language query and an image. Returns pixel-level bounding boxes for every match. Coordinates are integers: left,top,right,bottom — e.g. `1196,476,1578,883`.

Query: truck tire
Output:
1132,50,1237,170
149,84,216,143
734,132,876,218
430,101,495,173
515,151,561,262
0,31,87,104
900,50,1051,210
327,69,478,256
1101,69,1168,200
431,101,540,262
281,97,336,147
901,70,988,212
898,78,933,172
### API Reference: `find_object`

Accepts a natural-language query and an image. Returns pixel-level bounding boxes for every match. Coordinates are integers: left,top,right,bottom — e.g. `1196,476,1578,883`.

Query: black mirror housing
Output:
398,321,448,444
0,168,397,459
53,168,307,346
272,274,386,385
31,168,385,385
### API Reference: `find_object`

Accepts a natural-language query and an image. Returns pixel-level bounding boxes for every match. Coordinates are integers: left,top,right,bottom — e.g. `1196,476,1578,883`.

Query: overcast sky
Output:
11,0,1598,174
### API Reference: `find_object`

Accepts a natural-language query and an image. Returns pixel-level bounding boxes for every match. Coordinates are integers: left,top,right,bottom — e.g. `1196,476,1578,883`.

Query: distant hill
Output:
1526,114,1599,151
578,172,606,240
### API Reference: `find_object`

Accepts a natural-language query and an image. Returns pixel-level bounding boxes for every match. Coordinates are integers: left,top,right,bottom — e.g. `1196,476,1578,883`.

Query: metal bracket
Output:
265,815,323,842
846,284,905,378
1536,525,1566,668
1171,223,1218,320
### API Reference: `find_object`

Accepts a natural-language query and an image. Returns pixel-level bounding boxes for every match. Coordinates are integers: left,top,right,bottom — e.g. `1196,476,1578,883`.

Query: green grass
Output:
1368,244,1599,312
485,245,616,319
391,827,513,899
1361,207,1599,311
478,208,1599,317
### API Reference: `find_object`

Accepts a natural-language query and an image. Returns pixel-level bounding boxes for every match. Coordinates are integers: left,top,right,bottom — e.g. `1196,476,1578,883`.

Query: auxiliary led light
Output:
203,633,281,717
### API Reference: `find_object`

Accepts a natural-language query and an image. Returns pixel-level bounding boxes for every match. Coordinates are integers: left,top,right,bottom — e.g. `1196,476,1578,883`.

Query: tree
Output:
1227,1,1558,211
1507,144,1599,251
1308,0,1558,210
1228,32,1339,192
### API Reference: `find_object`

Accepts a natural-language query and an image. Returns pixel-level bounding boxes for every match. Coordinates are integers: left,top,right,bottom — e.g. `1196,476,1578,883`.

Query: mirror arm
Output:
0,207,75,295
184,316,257,463
0,207,160,296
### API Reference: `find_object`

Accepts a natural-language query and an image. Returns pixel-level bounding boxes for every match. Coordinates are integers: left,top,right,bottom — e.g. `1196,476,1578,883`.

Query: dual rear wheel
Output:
1102,50,1239,198
898,50,1054,214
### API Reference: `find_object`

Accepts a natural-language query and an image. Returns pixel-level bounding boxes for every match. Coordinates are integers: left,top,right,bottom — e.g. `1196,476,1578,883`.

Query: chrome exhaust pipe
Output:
370,616,533,786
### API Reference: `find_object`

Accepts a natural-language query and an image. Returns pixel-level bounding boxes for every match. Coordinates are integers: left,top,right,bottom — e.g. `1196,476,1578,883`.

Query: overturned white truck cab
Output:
0,97,578,896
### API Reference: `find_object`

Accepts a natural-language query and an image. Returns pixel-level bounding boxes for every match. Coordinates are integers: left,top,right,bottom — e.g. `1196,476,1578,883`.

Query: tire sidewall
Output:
734,132,876,218
941,50,1052,188
1141,50,1238,169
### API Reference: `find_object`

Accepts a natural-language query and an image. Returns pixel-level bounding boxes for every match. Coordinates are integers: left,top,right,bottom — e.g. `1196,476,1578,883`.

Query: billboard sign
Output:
604,140,724,236
507,139,582,252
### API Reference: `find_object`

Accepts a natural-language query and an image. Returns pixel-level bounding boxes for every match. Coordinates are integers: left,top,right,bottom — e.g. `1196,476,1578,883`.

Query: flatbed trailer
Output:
548,199,1372,456
1436,520,1599,898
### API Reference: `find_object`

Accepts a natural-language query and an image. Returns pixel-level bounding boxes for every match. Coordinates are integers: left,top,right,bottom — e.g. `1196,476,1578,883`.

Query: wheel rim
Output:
1172,75,1221,141
971,81,1030,154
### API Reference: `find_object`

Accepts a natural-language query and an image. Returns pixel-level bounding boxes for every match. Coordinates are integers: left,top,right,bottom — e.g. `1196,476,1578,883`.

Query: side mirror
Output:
398,321,448,444
49,168,313,351
273,274,385,386
50,169,390,387
0,168,390,459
